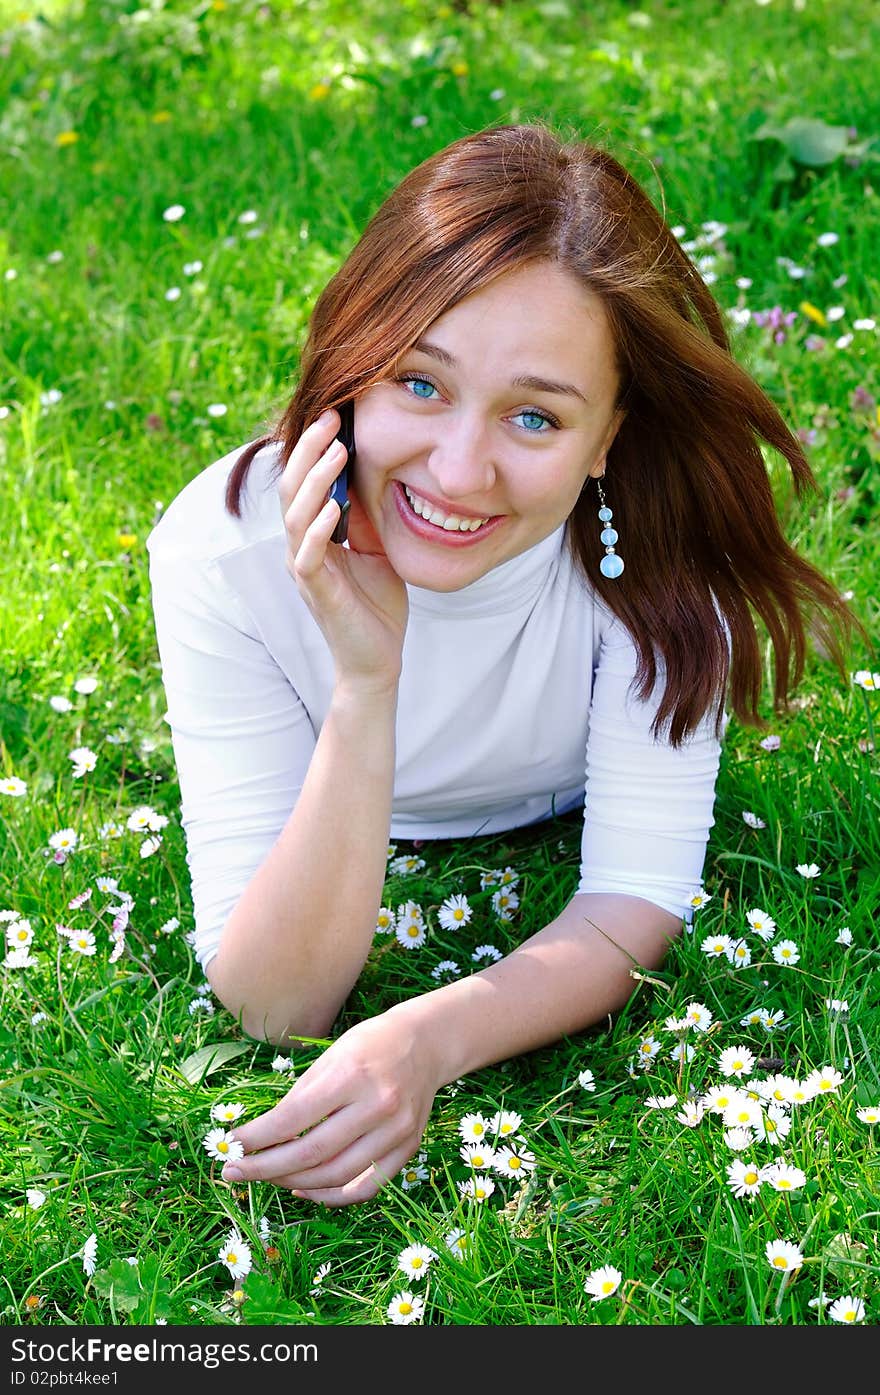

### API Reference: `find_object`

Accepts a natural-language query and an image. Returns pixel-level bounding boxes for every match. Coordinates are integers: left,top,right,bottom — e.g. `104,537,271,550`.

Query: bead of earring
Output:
596,477,624,579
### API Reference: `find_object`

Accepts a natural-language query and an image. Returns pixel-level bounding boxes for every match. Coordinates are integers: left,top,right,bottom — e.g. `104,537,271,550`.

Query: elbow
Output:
205,954,340,1047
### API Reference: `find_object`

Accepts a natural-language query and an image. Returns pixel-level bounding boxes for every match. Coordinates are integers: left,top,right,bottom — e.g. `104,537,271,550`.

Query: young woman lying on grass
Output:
147,120,862,1206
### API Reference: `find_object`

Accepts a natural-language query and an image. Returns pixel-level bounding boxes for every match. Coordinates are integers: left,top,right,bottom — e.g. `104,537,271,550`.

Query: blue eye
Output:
395,373,559,433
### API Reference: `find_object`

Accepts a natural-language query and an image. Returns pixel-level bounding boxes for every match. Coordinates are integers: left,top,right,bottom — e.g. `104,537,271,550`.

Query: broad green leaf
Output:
177,1041,251,1084
91,1260,142,1312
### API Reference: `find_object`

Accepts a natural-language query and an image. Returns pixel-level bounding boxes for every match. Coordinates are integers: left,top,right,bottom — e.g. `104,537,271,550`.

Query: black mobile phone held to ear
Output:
329,399,355,545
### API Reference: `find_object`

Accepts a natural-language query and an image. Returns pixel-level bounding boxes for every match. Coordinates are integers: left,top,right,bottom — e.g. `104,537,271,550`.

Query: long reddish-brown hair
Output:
225,120,867,747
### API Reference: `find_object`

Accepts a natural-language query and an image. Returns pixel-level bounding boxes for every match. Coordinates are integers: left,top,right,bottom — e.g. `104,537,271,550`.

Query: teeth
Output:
404,485,489,531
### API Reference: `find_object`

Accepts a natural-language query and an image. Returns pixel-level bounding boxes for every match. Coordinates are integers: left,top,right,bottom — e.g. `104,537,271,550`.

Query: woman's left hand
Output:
220,1004,441,1206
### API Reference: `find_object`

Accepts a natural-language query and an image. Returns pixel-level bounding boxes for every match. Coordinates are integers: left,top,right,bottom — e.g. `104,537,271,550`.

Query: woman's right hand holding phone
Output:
280,407,409,695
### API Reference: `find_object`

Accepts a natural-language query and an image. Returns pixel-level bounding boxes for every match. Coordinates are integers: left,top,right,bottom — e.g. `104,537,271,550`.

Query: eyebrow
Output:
409,338,590,405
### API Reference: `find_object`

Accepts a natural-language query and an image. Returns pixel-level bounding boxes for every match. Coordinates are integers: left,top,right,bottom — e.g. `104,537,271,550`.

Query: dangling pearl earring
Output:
596,476,624,579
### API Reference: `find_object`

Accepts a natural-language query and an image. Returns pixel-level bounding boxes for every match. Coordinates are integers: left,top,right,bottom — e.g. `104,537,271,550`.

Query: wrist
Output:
387,978,489,1089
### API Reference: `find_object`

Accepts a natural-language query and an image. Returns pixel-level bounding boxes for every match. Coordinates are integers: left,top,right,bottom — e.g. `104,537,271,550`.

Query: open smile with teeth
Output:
403,484,491,531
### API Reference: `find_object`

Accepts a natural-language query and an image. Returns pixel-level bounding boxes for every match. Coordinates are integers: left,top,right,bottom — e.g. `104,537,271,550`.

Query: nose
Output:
424,412,497,501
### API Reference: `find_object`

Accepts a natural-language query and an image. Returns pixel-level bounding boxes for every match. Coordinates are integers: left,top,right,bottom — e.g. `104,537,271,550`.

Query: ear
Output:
586,407,626,479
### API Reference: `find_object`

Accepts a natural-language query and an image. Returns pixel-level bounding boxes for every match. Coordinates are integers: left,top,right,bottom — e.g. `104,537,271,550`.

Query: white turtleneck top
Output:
146,441,728,972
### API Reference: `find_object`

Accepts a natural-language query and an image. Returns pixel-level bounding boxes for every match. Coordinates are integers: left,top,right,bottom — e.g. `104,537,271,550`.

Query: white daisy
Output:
395,917,427,950
489,1110,523,1138
583,1264,623,1301
746,908,777,941
472,943,502,963
724,1127,755,1152
644,1095,677,1110
804,1065,843,1096
210,1102,244,1124
675,1101,705,1128
458,1112,491,1142
683,1002,713,1031
718,1045,756,1079
856,1105,880,1124
69,930,96,956
374,906,396,934
386,1291,424,1324
687,890,712,910
202,1128,244,1162
396,1243,437,1280
772,939,800,966
726,1159,763,1198
437,894,472,931
835,927,853,946
763,1160,806,1192
493,1145,536,1178
459,1141,496,1171
218,1231,252,1280
445,1228,469,1259
399,1157,429,1190
726,939,752,968
491,887,520,921
458,1175,495,1202
795,863,820,879
430,959,460,981
700,933,732,957
827,1295,865,1324
26,1188,47,1209
578,1069,596,1091
765,1239,804,1273
81,1232,98,1276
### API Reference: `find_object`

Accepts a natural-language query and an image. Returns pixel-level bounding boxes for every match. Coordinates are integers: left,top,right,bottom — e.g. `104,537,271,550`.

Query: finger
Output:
288,1149,405,1208
223,1102,364,1181
252,1122,405,1193
226,1077,341,1155
284,440,348,558
291,493,344,586
278,409,342,513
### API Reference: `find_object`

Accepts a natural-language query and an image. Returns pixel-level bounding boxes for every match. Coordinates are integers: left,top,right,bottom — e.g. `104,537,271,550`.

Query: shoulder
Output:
146,438,285,564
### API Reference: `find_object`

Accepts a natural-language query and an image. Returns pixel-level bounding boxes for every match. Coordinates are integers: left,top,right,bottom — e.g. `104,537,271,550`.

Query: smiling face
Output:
350,259,625,591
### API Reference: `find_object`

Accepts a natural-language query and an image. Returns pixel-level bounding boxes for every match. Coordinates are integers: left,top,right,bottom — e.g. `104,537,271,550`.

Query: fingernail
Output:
222,1165,243,1181
321,407,335,422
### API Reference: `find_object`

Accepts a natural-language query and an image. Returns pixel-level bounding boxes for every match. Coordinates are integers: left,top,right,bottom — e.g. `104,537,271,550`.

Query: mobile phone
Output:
329,399,356,546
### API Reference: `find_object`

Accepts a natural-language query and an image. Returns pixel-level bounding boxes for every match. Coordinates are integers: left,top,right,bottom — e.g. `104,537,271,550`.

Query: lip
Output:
392,481,506,547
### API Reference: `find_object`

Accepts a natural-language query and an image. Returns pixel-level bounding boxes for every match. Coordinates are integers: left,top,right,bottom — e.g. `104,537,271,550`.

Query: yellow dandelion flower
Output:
117,532,137,548
451,61,469,77
56,131,79,147
211,0,226,9
309,83,330,101
799,301,827,327
152,111,173,124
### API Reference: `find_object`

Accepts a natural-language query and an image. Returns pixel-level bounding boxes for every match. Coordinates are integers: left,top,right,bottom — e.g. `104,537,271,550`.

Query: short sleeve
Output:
147,545,318,972
576,610,727,925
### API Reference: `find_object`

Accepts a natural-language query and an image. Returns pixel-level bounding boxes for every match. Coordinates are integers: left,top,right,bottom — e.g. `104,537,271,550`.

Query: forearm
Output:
394,892,683,1085
207,682,399,1044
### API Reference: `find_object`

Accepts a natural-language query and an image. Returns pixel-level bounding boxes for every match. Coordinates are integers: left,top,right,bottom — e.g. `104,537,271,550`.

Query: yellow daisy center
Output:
453,910,464,920
475,1187,486,1199
399,1302,412,1315
772,1257,788,1269
217,1141,229,1153
843,1310,856,1322
777,1178,791,1188
509,1157,521,1169
745,1171,759,1185
456,1237,466,1249
601,1280,615,1294
407,926,419,938
227,1250,238,1264
411,1258,423,1269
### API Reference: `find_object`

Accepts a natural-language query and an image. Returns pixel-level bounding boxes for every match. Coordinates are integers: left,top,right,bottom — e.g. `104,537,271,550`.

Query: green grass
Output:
1,0,879,1329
